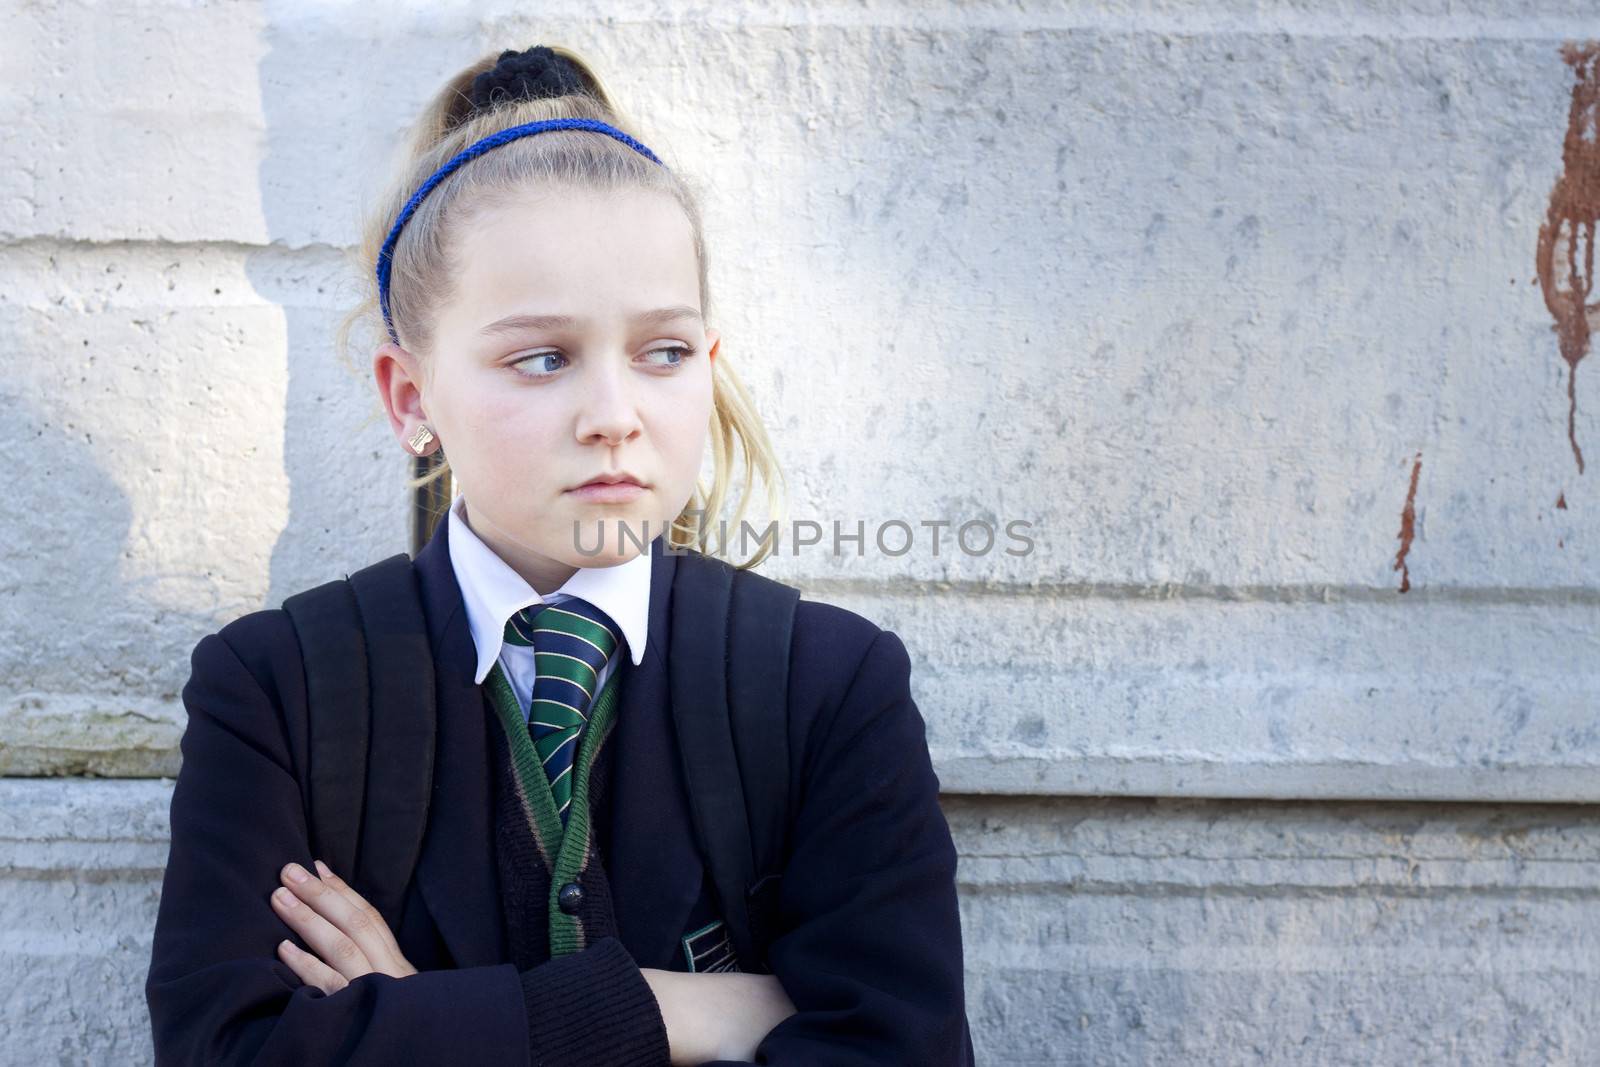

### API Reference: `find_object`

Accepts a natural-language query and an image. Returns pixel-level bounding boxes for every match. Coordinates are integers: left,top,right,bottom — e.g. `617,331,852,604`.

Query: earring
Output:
406,424,436,454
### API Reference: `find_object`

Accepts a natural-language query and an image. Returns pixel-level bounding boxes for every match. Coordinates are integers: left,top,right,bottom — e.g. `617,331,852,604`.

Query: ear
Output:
372,341,439,454
705,326,720,365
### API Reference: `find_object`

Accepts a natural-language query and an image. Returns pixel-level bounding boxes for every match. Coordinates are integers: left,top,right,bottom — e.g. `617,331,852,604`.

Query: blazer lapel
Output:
409,514,506,969
606,536,710,971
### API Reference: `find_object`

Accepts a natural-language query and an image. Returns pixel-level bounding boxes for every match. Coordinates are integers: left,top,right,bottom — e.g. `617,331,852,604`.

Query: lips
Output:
565,472,648,504
574,475,644,490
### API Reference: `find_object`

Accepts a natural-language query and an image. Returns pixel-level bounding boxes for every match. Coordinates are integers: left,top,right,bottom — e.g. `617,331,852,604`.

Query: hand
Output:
640,968,797,1065
270,858,418,994
706,971,796,1062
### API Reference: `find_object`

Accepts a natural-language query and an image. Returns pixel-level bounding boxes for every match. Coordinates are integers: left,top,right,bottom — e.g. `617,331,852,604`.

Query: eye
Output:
641,344,695,369
511,351,568,379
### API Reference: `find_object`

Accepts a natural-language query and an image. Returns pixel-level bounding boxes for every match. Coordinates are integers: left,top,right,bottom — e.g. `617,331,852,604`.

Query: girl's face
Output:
375,186,718,591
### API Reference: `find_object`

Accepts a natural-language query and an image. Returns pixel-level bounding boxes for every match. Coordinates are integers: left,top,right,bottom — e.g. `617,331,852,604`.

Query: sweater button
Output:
557,882,584,914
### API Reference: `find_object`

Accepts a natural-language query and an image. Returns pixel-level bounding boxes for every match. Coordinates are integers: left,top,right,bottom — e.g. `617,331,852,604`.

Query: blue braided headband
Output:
375,117,666,344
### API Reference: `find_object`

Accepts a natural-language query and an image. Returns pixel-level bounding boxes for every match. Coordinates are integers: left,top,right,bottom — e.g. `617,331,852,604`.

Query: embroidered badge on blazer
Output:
681,918,740,973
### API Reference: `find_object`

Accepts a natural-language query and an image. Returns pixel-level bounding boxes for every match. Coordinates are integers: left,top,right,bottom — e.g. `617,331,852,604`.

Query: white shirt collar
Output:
446,492,651,684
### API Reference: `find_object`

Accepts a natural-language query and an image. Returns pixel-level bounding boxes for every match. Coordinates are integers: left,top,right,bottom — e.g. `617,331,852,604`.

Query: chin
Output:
562,506,669,563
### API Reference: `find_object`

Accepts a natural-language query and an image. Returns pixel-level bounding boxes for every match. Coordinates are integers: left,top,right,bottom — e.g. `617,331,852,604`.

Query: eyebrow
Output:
477,305,703,337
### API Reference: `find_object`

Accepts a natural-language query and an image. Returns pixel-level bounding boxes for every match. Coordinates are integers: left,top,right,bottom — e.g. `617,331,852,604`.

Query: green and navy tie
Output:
501,597,620,826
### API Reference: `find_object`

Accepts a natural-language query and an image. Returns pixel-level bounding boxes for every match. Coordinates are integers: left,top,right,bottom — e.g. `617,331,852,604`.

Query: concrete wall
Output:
4,1,1599,1063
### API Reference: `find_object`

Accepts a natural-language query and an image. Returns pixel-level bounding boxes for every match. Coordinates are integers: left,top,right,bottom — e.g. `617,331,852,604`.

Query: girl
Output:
145,44,973,1066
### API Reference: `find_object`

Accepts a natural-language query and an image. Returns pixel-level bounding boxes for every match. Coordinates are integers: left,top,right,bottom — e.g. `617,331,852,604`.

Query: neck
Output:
459,498,579,596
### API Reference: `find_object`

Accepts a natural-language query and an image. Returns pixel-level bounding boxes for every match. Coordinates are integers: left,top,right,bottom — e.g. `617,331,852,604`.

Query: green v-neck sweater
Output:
480,661,670,1065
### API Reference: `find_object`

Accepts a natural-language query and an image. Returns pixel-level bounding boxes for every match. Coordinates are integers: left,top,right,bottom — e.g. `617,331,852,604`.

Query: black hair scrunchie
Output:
469,45,587,111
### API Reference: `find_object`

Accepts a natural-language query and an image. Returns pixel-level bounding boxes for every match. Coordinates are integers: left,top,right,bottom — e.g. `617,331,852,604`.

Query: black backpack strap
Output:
726,563,801,966
281,552,435,930
668,548,800,973
347,554,436,926
283,578,369,893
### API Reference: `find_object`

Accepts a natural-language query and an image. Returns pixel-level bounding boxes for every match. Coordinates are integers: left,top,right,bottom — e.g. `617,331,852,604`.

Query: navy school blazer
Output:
146,516,976,1065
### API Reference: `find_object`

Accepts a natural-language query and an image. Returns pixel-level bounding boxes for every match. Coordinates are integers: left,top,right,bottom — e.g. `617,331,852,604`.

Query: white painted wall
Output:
3,1,1598,1062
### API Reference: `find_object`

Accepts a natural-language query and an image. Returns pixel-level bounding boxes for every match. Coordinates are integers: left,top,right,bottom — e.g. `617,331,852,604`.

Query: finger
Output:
272,876,373,981
312,860,406,964
278,862,380,945
277,937,348,996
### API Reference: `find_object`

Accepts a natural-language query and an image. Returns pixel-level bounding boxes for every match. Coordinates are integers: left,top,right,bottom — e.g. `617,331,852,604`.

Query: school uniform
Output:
446,492,649,723
145,500,976,1066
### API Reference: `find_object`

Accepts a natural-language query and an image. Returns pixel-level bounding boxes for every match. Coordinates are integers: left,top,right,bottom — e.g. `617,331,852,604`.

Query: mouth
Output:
566,472,649,504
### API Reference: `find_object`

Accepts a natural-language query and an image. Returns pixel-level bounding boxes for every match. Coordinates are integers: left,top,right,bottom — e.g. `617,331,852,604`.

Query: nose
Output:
574,355,643,447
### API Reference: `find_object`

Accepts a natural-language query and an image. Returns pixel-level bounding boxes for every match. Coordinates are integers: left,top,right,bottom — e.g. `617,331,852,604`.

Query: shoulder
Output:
190,555,400,704
171,607,311,781
714,554,902,697
779,597,941,824
786,595,916,739
790,597,883,665
186,606,304,714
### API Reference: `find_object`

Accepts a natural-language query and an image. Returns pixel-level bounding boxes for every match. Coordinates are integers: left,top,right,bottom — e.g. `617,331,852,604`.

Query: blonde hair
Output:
335,45,784,569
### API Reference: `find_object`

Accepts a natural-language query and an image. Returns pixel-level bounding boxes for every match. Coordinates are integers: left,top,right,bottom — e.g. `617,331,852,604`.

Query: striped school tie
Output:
502,597,621,826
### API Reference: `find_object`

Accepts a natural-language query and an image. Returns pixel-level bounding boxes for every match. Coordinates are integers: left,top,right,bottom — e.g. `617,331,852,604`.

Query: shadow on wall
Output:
244,7,480,608
0,389,178,773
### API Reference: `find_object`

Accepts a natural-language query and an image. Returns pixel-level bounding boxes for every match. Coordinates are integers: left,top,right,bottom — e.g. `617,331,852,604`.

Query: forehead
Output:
444,186,699,328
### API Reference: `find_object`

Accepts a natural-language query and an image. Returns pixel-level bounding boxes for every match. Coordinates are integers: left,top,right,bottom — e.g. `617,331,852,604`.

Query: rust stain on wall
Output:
1535,41,1600,475
1393,451,1422,593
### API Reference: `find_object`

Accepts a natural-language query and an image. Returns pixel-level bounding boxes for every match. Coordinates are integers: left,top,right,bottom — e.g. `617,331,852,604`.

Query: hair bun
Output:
469,46,586,111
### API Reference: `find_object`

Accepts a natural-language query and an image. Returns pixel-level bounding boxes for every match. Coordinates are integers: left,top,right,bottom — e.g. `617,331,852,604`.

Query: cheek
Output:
442,381,564,482
656,375,713,457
